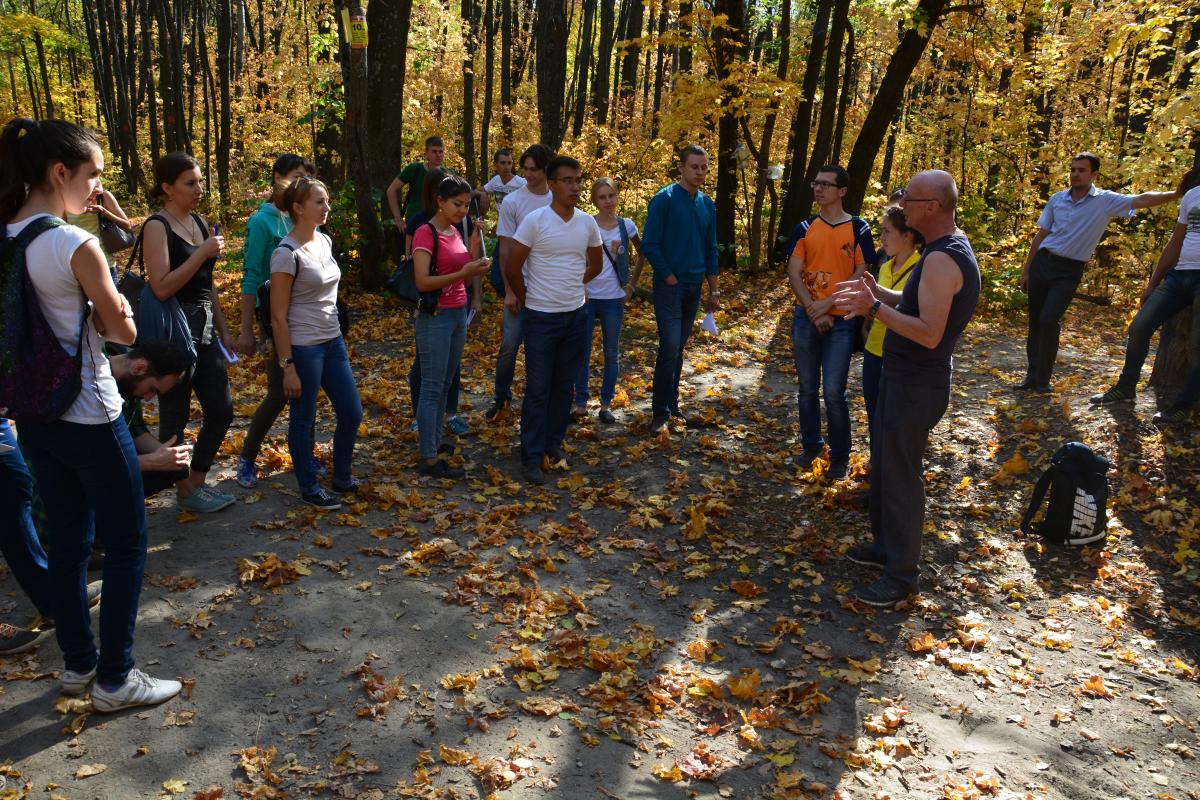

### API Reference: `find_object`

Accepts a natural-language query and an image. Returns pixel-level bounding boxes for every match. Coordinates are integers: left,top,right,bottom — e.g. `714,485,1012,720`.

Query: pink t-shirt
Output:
411,223,469,309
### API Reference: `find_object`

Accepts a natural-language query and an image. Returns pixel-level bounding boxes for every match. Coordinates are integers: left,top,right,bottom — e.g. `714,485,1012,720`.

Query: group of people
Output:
0,109,1193,726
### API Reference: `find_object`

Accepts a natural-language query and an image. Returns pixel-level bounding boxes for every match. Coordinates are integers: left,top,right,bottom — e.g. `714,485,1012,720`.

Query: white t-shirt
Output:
513,206,602,313
1176,186,1200,271
483,173,527,205
17,214,122,424
270,233,342,346
587,217,638,301
496,185,552,238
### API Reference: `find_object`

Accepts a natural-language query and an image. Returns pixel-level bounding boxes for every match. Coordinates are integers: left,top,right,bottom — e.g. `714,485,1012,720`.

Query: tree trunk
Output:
745,0,789,271
571,0,596,138
501,0,513,141
1149,310,1195,401
335,0,387,287
534,0,568,149
366,0,413,189
618,0,643,122
797,0,850,214
592,0,614,125
216,0,234,210
677,1,692,75
481,0,495,176
462,0,479,185
843,0,951,213
651,0,668,137
777,0,832,253
19,42,42,119
831,25,855,163
712,0,746,270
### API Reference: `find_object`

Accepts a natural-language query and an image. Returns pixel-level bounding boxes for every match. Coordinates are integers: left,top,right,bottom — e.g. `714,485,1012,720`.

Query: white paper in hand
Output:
700,312,718,334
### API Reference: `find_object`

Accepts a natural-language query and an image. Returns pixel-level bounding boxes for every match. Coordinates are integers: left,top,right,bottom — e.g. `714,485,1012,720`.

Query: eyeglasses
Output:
811,180,842,190
901,197,940,205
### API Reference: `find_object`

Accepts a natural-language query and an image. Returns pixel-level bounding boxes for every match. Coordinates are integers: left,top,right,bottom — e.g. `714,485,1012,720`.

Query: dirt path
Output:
2,278,1197,800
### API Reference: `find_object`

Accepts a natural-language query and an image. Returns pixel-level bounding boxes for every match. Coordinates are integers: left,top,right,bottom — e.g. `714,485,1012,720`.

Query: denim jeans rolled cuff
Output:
574,297,625,406
288,336,363,492
0,418,53,616
520,307,588,465
493,305,524,405
416,306,469,460
19,417,147,685
1117,268,1200,406
651,281,703,417
791,309,857,460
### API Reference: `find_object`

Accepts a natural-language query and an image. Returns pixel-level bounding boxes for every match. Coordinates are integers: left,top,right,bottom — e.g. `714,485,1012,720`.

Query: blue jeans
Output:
409,350,461,416
18,417,146,685
862,351,883,448
792,308,857,461
651,281,703,417
1116,268,1200,408
575,297,625,406
416,306,469,459
288,336,362,492
493,305,524,405
0,418,52,617
521,307,587,465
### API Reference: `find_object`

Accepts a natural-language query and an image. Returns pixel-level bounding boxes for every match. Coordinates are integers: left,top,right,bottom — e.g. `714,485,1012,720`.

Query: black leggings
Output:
158,340,233,474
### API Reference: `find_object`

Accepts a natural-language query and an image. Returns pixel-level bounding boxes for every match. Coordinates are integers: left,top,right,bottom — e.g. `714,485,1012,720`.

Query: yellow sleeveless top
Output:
65,210,116,268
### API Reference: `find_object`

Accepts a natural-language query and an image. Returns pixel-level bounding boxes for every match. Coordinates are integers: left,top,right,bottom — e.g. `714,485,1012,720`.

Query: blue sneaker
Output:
178,488,234,513
203,485,236,503
446,415,469,436
236,457,257,489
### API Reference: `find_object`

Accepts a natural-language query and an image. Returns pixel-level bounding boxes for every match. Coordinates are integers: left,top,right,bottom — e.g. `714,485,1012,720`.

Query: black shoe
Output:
419,459,464,479
522,463,546,485
485,400,508,420
301,488,342,511
670,409,699,427
850,579,913,609
796,449,823,470
437,442,456,455
544,448,564,464
571,405,588,421
827,458,850,480
650,415,670,433
0,623,54,656
1014,377,1038,390
844,545,885,569
1026,383,1052,394
598,408,616,424
331,479,360,494
1152,406,1191,425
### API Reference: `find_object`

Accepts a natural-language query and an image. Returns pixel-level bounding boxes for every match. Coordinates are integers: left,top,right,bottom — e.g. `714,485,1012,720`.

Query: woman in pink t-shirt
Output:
411,176,491,478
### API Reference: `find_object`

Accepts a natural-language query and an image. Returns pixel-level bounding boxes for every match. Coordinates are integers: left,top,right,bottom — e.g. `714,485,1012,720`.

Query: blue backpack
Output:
0,217,87,423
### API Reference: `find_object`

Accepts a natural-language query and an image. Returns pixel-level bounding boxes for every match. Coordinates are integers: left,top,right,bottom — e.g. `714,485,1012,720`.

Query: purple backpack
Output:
0,216,86,424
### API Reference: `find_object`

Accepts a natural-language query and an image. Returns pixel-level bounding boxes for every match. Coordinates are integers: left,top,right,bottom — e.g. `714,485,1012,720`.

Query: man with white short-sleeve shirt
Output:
1017,152,1184,391
503,155,602,485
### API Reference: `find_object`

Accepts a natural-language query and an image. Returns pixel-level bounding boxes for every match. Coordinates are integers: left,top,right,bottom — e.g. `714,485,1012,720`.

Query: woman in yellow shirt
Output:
863,206,923,445
66,181,131,284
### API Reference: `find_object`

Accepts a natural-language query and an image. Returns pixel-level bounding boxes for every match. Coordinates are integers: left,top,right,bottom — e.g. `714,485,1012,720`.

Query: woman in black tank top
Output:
143,152,236,513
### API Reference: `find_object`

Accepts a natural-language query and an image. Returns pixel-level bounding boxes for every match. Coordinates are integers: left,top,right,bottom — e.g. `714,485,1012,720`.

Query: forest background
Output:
1,0,1198,310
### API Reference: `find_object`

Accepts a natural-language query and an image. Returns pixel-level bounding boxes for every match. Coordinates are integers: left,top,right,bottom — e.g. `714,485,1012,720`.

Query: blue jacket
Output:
641,183,719,284
241,201,292,298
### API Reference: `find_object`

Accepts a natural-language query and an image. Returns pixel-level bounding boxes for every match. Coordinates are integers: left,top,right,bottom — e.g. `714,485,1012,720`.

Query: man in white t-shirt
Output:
480,148,527,215
504,155,602,484
1091,174,1200,424
488,144,554,420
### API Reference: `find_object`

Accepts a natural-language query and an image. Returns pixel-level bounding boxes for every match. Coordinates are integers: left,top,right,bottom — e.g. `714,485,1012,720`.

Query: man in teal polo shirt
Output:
1017,152,1184,391
640,144,721,432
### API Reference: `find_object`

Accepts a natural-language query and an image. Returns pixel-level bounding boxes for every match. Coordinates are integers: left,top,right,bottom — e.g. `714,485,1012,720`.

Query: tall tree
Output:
366,0,414,186
480,0,495,178
742,0,790,270
616,0,643,123
591,0,615,125
215,0,234,208
569,0,596,138
795,0,851,219
712,0,746,269
843,0,952,212
461,0,479,185
534,0,568,149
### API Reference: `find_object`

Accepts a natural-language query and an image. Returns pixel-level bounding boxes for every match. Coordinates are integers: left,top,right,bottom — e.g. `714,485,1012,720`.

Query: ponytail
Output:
0,118,99,220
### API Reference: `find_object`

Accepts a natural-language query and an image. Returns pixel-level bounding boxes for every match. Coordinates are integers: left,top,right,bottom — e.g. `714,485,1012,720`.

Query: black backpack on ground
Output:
1021,442,1110,547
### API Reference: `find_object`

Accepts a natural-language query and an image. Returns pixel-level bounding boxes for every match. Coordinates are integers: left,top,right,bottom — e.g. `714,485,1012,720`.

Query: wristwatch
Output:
868,299,882,317
279,357,294,368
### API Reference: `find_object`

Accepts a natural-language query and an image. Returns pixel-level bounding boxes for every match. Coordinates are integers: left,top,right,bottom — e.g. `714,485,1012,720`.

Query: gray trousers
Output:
868,377,950,591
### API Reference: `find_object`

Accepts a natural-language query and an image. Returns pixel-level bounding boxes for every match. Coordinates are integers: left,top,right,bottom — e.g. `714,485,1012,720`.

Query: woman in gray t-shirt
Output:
269,177,362,510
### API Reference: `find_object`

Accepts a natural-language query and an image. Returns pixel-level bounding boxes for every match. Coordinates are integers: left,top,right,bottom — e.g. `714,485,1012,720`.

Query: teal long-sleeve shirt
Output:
240,201,293,298
640,182,720,285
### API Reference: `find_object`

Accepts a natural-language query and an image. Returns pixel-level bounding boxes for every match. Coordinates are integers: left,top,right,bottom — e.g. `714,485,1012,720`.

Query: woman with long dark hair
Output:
143,152,235,513
1,118,180,711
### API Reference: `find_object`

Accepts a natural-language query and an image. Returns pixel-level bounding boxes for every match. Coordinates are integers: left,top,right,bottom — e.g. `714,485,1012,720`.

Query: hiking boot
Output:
1090,385,1135,405
446,415,469,436
0,623,53,656
827,458,850,480
598,408,616,425
235,457,257,489
850,578,914,609
521,463,546,486
301,488,342,510
485,400,508,420
91,668,182,713
178,487,234,513
60,667,98,696
1152,406,1191,425
419,459,464,479
796,449,823,470
844,545,885,569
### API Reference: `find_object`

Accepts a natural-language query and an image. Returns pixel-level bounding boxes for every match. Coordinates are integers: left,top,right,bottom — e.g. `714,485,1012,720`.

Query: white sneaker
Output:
91,668,182,713
61,667,97,696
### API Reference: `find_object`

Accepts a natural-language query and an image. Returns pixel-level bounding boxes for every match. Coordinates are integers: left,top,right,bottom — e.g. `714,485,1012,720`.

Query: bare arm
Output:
787,255,814,306
1021,227,1050,274
583,245,602,284
73,239,136,345
1143,223,1186,301
386,178,404,226
144,217,221,301
870,252,962,349
1130,190,1182,210
504,240,531,307
412,247,488,291
96,191,132,231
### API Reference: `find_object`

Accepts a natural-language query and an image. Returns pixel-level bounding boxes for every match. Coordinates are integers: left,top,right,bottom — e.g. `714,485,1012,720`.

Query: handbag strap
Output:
1020,468,1056,536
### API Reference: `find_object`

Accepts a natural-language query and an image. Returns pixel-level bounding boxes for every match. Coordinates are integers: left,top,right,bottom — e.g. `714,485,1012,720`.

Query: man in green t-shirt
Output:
386,135,446,228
